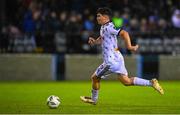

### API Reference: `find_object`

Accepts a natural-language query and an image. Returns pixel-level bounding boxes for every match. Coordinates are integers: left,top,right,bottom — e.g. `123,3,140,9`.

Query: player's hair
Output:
96,7,112,18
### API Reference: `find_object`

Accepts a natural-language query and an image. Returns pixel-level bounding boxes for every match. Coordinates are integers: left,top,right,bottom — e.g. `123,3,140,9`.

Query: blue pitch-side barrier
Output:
137,55,143,78
52,54,65,81
137,55,159,80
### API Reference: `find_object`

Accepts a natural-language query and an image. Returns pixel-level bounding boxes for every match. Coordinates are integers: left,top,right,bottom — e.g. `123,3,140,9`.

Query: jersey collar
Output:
103,21,111,26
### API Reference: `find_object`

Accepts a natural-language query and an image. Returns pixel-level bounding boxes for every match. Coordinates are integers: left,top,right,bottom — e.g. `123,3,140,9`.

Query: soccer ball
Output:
47,95,60,109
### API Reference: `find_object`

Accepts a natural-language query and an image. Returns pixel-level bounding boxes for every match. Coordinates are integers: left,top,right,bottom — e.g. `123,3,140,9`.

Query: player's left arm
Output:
119,30,139,52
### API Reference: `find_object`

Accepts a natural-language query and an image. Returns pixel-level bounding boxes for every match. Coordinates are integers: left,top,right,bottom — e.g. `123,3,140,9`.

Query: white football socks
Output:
133,77,152,86
91,89,98,102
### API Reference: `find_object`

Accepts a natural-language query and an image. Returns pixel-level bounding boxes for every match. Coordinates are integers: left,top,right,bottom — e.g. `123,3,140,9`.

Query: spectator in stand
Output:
65,11,83,53
81,15,95,52
59,11,68,32
22,1,39,52
172,9,180,29
0,26,9,53
23,10,36,34
148,15,159,32
47,11,60,32
158,18,168,32
129,17,139,32
84,15,95,31
140,18,148,33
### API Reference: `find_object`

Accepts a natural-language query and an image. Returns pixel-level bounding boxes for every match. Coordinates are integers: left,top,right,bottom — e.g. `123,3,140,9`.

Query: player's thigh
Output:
95,63,110,77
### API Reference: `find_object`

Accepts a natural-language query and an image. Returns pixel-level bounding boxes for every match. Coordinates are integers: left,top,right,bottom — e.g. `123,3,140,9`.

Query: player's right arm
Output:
108,25,138,52
88,36,102,45
119,30,139,52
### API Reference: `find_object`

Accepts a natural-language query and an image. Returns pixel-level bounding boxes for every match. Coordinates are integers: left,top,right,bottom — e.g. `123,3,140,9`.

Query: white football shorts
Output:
95,54,128,78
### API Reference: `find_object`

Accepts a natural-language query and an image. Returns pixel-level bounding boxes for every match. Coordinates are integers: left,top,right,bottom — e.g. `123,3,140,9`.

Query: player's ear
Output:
103,15,109,19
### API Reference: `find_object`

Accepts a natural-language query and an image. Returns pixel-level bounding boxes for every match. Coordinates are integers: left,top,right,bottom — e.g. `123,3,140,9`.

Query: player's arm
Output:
119,30,139,52
88,36,102,45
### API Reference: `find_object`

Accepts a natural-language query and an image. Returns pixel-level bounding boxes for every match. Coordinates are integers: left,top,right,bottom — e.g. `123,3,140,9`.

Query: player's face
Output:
96,13,108,25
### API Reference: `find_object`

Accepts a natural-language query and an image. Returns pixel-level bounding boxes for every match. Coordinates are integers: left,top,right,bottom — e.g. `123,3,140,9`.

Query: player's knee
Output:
123,82,131,86
122,81,132,86
118,75,133,86
91,75,100,82
91,75,96,81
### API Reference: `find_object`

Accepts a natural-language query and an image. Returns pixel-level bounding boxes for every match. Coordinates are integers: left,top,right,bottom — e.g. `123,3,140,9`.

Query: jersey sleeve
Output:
108,26,123,36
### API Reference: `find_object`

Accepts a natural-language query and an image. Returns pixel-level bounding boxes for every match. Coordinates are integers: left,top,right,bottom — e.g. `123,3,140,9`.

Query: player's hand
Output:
130,45,139,52
88,37,96,45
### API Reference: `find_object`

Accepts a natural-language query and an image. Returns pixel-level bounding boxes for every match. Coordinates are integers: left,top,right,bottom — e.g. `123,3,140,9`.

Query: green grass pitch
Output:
0,81,180,114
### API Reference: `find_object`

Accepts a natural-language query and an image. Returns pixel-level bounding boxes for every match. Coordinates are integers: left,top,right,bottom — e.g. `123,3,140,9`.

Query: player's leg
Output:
117,74,133,86
80,63,109,104
91,72,101,102
115,53,164,94
80,72,100,105
117,74,152,86
91,72,101,90
117,74,164,94
90,63,111,103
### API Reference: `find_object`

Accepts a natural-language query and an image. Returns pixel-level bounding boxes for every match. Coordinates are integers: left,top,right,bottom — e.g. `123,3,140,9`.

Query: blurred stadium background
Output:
0,0,180,81
0,0,180,114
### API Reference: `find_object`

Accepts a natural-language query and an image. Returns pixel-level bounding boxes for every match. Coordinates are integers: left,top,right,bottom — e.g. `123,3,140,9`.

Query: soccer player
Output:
80,7,164,105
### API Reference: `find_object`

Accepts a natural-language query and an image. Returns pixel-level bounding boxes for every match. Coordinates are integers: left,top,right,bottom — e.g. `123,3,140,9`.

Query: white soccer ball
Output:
47,95,60,109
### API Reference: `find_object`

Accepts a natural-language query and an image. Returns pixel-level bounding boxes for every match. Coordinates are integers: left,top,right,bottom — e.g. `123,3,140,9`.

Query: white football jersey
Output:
95,22,128,77
100,22,122,64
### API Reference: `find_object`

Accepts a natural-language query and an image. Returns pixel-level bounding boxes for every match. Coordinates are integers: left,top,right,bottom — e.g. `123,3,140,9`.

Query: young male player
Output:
80,7,164,105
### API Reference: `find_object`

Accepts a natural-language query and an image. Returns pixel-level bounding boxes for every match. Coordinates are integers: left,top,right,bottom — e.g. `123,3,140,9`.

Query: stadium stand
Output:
0,0,180,54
